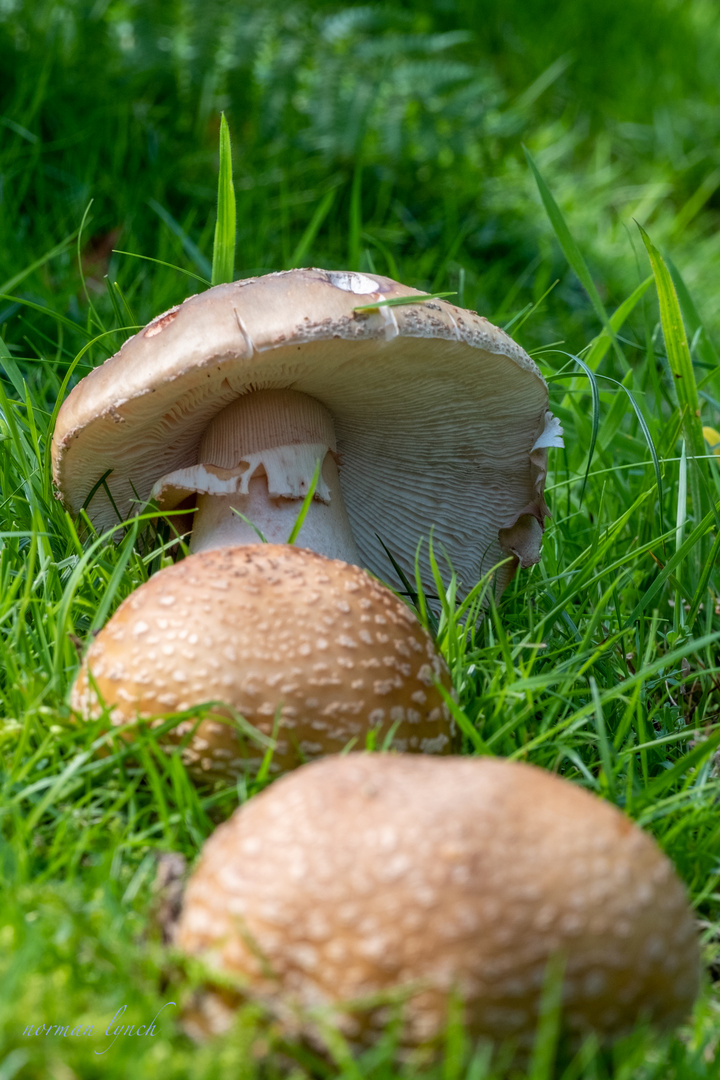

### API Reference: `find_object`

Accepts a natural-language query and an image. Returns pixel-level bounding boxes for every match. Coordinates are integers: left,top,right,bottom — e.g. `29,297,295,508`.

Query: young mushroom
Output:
176,754,700,1051
71,545,456,779
52,268,563,597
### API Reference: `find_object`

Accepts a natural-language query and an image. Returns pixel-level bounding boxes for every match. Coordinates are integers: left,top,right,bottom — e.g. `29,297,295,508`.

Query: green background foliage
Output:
1,0,720,1076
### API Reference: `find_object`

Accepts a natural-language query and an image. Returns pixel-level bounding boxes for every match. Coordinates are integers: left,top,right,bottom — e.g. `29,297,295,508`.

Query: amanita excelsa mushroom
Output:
52,269,563,597
177,754,699,1051
71,546,456,779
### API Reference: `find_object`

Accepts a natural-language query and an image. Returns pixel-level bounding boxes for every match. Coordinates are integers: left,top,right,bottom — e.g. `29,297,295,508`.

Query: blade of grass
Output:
666,255,720,388
0,294,95,339
638,225,705,460
546,351,599,504
686,526,720,628
527,955,565,1080
584,276,653,372
435,681,491,755
524,147,626,371
353,292,456,312
639,725,720,803
148,199,212,279
595,373,664,534
289,187,338,269
76,200,105,336
513,53,573,111
211,113,236,287
90,523,140,632
349,162,362,270
229,507,267,543
639,223,707,558
674,441,687,634
504,277,558,335
112,250,210,287
286,458,321,544
671,166,720,237
0,232,77,296
590,676,617,803
625,499,719,626
0,336,28,399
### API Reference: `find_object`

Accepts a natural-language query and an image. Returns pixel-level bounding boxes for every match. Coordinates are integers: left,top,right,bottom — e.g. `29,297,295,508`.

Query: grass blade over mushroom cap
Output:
51,269,563,598
176,753,699,1053
70,544,457,781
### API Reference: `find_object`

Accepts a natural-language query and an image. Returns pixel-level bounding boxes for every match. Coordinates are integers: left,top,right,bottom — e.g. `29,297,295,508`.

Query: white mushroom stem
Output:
151,390,362,564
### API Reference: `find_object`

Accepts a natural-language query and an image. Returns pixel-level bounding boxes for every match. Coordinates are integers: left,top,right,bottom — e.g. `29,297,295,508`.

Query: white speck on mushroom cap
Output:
176,754,700,1050
52,268,562,601
70,545,457,781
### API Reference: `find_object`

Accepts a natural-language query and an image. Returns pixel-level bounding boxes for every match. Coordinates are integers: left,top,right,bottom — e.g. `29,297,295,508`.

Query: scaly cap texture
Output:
71,545,456,778
177,753,699,1049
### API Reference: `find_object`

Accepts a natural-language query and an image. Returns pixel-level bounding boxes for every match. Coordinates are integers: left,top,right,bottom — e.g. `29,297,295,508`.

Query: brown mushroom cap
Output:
71,545,456,779
176,754,700,1050
52,268,560,596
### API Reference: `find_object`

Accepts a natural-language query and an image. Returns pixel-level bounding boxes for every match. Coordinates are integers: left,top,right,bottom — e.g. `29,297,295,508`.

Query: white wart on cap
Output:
52,269,563,597
71,545,456,779
177,754,699,1050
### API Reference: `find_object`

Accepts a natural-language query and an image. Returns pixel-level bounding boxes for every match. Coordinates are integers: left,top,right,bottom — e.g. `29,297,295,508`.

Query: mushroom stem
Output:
169,390,361,563
191,458,360,560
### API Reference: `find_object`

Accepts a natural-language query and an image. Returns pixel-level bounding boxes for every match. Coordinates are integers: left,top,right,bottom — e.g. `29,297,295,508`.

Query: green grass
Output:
2,0,720,1076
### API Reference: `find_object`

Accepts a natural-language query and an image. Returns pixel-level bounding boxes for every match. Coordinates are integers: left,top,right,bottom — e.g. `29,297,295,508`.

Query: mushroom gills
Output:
151,389,361,563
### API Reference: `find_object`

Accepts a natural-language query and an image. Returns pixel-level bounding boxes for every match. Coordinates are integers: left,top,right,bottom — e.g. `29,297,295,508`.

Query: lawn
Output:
1,0,720,1076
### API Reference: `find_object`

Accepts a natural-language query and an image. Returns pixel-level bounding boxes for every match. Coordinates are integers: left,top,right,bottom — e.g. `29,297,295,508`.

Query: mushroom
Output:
52,269,563,597
176,753,699,1051
71,545,456,779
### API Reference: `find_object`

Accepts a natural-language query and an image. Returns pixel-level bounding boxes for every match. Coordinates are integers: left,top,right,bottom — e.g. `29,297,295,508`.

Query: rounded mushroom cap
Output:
177,754,699,1050
71,545,456,779
52,268,557,597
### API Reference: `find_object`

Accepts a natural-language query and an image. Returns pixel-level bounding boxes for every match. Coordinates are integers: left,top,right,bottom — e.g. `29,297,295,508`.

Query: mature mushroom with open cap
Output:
71,545,456,779
176,754,700,1051
52,269,563,597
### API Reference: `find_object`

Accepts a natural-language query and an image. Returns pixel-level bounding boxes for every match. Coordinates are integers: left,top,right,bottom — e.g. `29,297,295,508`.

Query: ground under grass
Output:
2,1,720,1076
